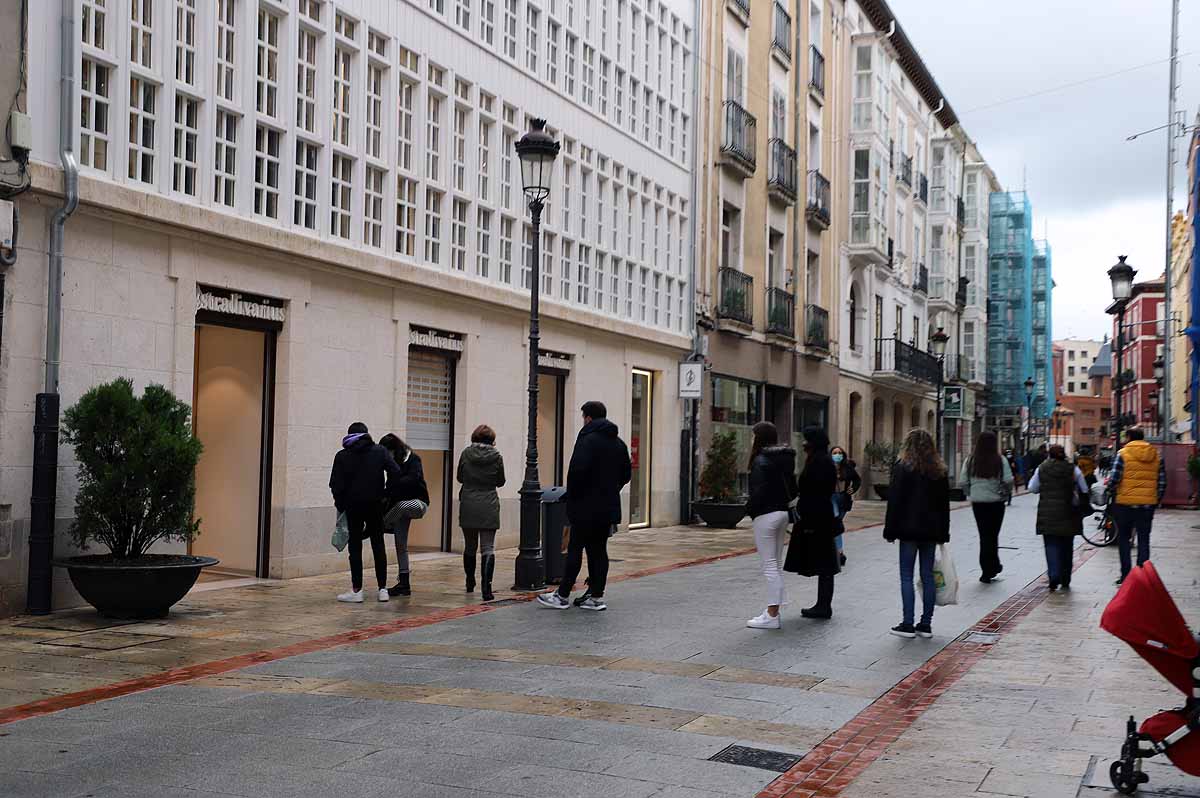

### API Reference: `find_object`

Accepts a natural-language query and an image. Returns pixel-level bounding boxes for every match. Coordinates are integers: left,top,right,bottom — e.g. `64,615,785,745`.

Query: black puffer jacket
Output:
386,450,430,505
747,446,797,519
329,435,404,513
883,462,950,543
566,418,632,527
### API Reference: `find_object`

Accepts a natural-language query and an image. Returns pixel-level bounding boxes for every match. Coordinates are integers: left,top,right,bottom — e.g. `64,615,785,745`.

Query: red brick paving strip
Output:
756,544,1101,798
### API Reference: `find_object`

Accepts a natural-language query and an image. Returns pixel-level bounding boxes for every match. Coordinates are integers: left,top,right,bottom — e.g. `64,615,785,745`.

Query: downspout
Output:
791,5,803,410
683,0,703,521
27,0,79,614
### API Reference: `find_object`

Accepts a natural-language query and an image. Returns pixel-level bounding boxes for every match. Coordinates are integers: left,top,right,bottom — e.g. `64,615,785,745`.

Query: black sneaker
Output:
914,622,933,638
572,590,592,607
890,623,916,639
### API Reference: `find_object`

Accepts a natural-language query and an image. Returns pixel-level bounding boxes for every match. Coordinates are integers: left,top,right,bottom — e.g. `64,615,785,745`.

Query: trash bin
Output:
540,486,568,584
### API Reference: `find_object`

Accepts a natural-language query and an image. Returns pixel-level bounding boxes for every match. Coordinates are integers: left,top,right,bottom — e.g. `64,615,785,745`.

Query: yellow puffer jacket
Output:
1115,440,1160,506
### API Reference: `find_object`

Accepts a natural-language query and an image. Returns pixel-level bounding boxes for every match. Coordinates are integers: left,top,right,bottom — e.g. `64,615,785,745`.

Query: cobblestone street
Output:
3,496,1194,797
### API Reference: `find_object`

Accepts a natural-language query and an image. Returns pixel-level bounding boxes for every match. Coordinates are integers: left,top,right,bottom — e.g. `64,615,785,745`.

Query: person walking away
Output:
1107,427,1166,585
1004,450,1020,502
831,446,861,567
329,422,403,603
784,427,840,620
379,434,429,597
457,425,506,601
742,422,796,630
960,431,1014,584
537,401,631,611
883,428,950,638
1028,444,1088,591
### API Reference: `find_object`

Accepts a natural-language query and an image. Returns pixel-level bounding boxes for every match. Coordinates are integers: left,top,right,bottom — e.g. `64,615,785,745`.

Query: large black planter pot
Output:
693,501,747,529
54,554,219,619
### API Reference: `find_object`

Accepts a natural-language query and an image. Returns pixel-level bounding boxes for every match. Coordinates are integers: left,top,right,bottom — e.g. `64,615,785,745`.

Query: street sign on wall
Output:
679,362,703,399
944,386,965,419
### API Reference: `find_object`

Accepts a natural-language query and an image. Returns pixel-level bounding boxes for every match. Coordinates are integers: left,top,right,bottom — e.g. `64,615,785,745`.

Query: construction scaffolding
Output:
986,191,1054,446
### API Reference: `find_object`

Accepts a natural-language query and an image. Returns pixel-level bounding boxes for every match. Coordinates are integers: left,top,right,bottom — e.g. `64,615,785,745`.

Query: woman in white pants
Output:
745,421,797,629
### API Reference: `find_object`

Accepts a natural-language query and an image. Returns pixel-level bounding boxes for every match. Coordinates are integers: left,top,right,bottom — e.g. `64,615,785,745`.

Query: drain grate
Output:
964,632,1001,645
708,744,803,772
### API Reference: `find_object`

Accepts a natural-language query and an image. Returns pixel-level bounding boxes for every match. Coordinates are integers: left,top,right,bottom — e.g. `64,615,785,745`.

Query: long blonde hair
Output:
899,428,946,479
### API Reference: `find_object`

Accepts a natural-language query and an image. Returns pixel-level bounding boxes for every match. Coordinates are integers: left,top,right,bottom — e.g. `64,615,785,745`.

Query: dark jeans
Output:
899,541,937,626
1113,505,1154,578
972,502,1005,579
557,522,610,598
346,504,387,591
1042,535,1075,586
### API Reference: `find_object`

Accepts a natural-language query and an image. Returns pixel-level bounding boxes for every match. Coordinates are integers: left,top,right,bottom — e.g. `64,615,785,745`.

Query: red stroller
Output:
1100,561,1200,793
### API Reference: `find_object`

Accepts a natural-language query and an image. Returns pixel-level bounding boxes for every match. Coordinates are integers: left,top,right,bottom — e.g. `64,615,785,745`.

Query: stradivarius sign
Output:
196,286,287,322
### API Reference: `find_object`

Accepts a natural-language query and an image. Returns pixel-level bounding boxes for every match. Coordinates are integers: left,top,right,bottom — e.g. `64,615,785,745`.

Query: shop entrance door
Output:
407,349,456,551
630,370,653,527
191,324,276,576
537,371,566,488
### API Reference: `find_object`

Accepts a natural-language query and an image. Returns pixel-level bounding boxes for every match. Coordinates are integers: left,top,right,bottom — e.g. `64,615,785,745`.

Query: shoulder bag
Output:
383,498,428,528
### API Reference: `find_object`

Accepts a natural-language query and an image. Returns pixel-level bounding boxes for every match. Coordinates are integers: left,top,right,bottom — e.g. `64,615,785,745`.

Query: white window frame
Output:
171,94,199,196
294,139,320,230
330,153,354,240
214,110,238,206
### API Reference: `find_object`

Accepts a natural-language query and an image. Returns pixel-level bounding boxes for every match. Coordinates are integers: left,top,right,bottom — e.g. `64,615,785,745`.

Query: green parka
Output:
457,444,506,530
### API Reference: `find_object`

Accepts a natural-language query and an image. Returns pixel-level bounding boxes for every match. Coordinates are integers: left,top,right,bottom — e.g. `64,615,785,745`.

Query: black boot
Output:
388,572,411,597
481,555,495,601
464,554,476,593
802,575,834,619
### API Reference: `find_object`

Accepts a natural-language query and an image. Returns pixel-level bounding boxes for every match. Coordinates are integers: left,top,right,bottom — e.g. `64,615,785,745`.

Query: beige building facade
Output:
0,0,696,614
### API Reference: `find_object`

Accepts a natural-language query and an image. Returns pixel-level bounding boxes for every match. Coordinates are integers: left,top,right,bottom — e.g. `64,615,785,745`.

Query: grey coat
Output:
457,444,506,530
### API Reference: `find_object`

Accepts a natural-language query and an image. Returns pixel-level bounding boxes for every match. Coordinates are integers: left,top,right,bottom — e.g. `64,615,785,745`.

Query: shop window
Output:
711,376,762,496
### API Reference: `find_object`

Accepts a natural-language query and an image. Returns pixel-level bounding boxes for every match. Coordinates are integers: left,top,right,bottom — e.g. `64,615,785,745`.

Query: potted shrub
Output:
864,440,900,500
1187,452,1200,504
693,431,747,528
55,378,216,618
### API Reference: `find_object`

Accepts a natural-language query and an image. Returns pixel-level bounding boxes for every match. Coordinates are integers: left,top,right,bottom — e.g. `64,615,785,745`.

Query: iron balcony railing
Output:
946,354,974,383
806,170,831,226
718,267,753,325
956,276,969,308
767,138,797,201
898,155,913,188
805,304,830,350
874,337,941,385
730,0,751,16
917,173,929,204
772,2,791,59
766,287,795,337
721,100,757,172
809,45,825,95
886,237,895,267
957,196,966,226
913,263,928,294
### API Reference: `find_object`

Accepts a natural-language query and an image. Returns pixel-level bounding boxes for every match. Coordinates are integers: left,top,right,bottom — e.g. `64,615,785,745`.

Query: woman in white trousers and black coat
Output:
745,421,797,630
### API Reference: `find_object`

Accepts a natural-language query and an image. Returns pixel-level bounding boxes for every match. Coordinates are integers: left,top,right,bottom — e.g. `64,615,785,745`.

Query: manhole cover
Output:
708,744,802,772
964,632,1001,645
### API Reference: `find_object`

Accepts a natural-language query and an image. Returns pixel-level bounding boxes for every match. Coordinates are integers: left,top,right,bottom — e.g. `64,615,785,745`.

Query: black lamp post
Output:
1153,355,1165,439
930,326,949,453
1023,376,1035,456
1108,255,1136,447
512,119,560,591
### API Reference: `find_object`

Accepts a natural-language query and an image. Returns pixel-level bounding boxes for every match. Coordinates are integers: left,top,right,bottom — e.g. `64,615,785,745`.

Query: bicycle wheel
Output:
1082,509,1117,547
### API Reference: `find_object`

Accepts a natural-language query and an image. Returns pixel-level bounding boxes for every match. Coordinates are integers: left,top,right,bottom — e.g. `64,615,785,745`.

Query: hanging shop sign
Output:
196,286,287,322
679,362,703,399
538,350,574,371
409,326,464,352
943,386,965,419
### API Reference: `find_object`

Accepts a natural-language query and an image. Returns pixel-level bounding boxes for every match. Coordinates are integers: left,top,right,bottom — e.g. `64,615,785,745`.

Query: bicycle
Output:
1082,504,1118,547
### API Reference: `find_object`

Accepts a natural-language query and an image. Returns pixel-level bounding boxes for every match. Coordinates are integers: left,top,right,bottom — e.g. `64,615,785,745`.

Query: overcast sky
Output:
888,0,1200,341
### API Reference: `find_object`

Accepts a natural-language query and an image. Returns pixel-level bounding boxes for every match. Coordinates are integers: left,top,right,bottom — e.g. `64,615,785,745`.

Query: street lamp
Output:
1153,356,1165,439
930,327,949,453
1023,376,1035,456
512,118,560,591
1108,255,1137,447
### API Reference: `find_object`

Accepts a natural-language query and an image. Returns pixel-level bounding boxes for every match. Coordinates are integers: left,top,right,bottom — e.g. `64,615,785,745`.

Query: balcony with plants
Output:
767,138,798,204
804,304,830,352
717,266,753,332
766,287,795,341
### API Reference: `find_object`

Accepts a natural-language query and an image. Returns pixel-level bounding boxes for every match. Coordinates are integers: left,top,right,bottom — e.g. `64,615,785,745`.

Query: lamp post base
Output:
512,484,545,591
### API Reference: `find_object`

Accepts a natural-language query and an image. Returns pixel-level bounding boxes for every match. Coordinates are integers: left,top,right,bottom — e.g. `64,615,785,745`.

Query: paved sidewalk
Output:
2,496,1054,798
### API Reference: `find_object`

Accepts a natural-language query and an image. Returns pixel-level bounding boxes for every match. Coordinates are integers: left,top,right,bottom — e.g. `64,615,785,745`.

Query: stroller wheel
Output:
1109,760,1141,795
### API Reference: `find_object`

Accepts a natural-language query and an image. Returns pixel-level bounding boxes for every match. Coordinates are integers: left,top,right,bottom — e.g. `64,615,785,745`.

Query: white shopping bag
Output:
921,543,959,606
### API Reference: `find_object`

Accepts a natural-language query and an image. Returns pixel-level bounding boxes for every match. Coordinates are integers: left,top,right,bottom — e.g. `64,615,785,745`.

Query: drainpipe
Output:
27,0,79,615
681,0,702,522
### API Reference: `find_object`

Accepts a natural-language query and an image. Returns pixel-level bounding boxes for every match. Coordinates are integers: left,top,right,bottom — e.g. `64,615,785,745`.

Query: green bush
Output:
1187,453,1200,483
700,431,741,503
62,378,203,559
864,440,901,470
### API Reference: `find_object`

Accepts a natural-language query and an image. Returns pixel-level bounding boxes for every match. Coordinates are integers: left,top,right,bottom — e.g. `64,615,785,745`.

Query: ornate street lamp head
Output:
930,327,949,357
1152,356,1165,382
1108,255,1136,302
514,118,560,204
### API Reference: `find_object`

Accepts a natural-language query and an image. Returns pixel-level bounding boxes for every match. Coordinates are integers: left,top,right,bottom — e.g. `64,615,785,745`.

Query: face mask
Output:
832,454,844,464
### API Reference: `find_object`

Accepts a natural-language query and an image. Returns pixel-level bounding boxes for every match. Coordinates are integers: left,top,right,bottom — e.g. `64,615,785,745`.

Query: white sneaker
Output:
746,612,781,630
536,591,570,609
577,596,607,611
377,588,390,602
337,590,364,603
